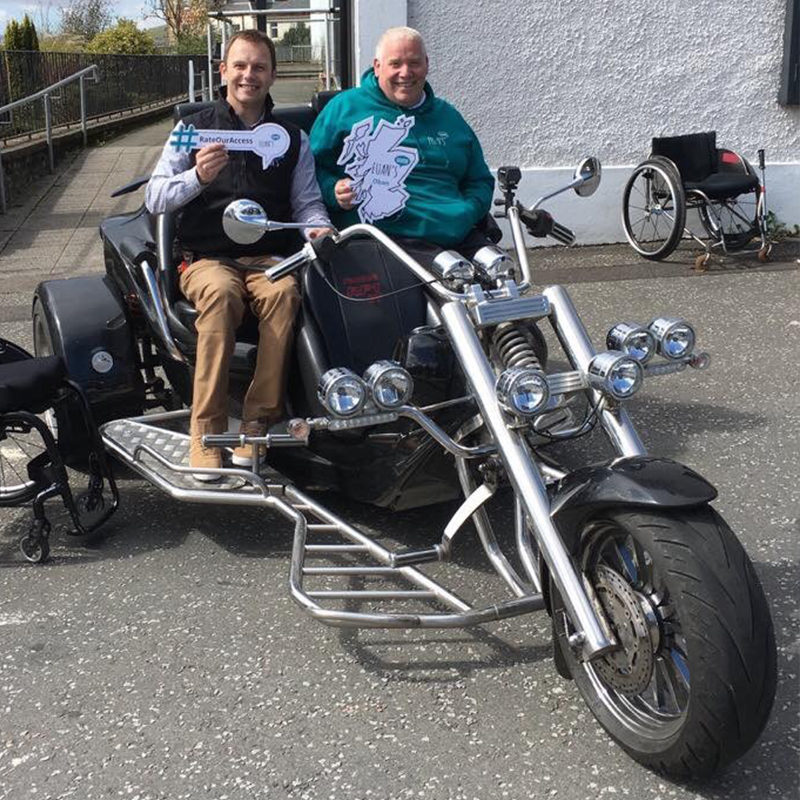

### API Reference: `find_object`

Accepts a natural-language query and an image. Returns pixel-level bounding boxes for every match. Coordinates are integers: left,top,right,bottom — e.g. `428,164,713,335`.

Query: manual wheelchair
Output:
622,131,770,269
0,338,119,562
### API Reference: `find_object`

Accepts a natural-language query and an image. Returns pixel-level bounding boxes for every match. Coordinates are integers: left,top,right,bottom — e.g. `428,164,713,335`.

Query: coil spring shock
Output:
492,322,546,370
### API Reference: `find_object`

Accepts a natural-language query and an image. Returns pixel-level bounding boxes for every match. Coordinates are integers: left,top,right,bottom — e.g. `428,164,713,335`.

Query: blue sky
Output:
1,1,163,32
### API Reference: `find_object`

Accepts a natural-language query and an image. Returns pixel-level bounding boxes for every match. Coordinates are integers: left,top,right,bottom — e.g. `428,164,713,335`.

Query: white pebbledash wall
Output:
353,0,800,244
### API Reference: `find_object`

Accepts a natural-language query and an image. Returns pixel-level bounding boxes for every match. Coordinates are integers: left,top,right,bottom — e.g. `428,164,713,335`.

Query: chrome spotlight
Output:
606,323,657,363
363,360,414,410
317,368,367,417
649,318,696,360
472,246,515,283
496,367,550,417
431,250,475,287
587,351,643,400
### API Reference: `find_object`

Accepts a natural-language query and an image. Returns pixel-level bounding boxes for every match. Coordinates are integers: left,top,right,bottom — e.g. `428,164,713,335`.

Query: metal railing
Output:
0,64,99,214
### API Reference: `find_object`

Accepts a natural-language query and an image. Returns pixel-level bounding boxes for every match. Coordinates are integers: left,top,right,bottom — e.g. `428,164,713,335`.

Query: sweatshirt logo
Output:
337,114,419,224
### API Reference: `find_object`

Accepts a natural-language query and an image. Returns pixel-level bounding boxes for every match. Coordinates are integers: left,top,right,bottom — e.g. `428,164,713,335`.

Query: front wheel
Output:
553,506,776,778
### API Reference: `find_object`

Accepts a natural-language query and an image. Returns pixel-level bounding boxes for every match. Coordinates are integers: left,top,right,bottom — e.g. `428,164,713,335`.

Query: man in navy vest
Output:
146,30,330,479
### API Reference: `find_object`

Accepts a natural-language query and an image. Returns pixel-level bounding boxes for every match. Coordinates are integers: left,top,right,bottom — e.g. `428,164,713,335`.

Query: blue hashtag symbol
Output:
170,123,200,153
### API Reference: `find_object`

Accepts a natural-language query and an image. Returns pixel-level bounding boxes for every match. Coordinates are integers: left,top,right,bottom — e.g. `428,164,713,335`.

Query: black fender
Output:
540,457,717,613
33,275,144,416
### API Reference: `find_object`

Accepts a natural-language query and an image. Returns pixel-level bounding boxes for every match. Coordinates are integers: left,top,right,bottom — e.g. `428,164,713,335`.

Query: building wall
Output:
401,0,799,243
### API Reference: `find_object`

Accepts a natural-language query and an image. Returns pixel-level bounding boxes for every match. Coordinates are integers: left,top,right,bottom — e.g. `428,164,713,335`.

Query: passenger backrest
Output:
651,131,717,183
301,238,429,375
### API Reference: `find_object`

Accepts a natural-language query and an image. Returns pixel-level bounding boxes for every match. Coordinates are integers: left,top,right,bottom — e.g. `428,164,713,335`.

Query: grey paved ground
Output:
0,122,798,799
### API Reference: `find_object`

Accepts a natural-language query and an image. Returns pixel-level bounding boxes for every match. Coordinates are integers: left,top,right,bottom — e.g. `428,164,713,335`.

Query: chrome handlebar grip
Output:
264,243,315,282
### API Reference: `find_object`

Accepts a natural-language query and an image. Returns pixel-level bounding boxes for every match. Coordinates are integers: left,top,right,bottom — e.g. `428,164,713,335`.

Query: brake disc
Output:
592,564,655,696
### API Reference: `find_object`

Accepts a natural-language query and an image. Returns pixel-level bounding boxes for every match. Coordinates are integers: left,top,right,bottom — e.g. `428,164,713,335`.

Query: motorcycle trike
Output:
25,148,776,779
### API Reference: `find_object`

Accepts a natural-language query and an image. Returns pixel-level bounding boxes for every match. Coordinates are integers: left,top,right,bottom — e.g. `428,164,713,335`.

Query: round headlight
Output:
317,368,367,417
649,318,696,360
363,360,414,410
472,246,515,283
496,367,550,417
431,250,475,287
587,351,643,400
606,322,657,363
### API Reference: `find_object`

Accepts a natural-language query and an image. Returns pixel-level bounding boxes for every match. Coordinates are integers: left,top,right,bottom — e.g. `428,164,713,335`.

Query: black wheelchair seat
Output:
684,172,759,200
0,356,66,415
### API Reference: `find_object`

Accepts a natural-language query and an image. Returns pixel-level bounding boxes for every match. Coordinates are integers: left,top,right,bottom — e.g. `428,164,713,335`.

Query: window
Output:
270,23,279,39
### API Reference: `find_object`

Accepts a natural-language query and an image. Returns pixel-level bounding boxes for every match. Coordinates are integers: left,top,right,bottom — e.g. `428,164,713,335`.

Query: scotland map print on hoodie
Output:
336,114,419,224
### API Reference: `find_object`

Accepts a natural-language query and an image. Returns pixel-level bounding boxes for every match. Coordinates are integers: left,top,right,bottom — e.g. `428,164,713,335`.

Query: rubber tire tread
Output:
622,158,686,261
559,505,776,778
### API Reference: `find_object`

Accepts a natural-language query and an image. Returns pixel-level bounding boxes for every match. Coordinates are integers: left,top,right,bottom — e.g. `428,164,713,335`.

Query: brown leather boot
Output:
190,425,223,482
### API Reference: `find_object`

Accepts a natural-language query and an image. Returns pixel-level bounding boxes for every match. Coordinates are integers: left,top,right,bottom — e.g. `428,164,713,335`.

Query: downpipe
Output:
438,300,615,661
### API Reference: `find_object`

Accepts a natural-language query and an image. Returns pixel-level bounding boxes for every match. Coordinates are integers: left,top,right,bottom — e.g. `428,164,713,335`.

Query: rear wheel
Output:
553,506,776,777
0,416,46,506
698,189,760,252
622,160,686,260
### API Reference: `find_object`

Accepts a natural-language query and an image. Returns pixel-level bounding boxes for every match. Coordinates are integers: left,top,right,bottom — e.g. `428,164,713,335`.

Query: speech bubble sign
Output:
170,122,290,170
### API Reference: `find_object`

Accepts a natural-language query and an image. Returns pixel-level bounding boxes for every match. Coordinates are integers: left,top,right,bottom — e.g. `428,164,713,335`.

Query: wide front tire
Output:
553,506,776,778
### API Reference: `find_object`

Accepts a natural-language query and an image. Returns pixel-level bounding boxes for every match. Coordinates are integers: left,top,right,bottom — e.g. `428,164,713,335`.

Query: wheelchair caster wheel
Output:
757,245,772,263
20,523,51,564
694,254,710,271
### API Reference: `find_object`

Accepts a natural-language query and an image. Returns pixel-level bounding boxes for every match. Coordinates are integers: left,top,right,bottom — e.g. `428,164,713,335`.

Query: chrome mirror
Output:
573,157,602,197
222,199,267,244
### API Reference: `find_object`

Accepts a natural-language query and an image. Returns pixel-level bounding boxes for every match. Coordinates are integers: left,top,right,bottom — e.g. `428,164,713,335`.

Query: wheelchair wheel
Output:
0,417,47,506
622,159,686,260
698,189,760,252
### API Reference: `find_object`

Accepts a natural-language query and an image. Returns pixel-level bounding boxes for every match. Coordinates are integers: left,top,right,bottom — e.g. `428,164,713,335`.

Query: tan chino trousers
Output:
179,255,301,438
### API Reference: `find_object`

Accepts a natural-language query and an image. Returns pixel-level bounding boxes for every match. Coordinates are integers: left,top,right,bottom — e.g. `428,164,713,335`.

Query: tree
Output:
21,15,40,51
87,19,157,54
3,19,23,49
60,0,114,41
147,0,218,42
281,22,310,48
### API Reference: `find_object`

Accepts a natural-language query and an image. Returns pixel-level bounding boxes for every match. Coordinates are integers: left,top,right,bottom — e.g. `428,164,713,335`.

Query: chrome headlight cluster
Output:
317,368,368,417
587,351,643,400
472,246,515,283
496,367,550,417
606,323,656,364
318,361,414,418
363,360,414,410
648,317,696,360
431,250,475,288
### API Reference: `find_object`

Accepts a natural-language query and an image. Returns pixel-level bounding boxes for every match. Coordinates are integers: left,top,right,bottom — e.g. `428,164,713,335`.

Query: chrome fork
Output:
439,300,616,661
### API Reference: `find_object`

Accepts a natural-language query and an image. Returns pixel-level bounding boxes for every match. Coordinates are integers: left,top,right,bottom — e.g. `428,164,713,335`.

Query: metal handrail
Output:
0,64,99,214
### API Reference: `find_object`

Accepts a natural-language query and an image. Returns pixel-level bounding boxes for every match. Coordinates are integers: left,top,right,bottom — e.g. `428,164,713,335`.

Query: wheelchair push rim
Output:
622,160,686,260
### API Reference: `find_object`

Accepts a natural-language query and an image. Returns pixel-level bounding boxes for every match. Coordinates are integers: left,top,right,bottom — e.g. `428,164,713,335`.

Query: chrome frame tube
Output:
138,260,185,363
397,406,496,459
439,300,614,659
506,204,533,289
454,456,533,597
543,286,646,457
515,494,542,593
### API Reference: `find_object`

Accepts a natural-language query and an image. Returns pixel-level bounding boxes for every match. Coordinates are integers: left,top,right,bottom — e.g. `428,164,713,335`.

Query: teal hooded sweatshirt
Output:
309,69,494,247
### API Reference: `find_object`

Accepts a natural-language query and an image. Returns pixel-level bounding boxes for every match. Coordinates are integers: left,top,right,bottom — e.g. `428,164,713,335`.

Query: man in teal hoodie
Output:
309,26,495,263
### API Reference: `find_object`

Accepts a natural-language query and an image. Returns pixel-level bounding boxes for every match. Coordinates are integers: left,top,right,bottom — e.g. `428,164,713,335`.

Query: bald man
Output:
309,26,495,265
